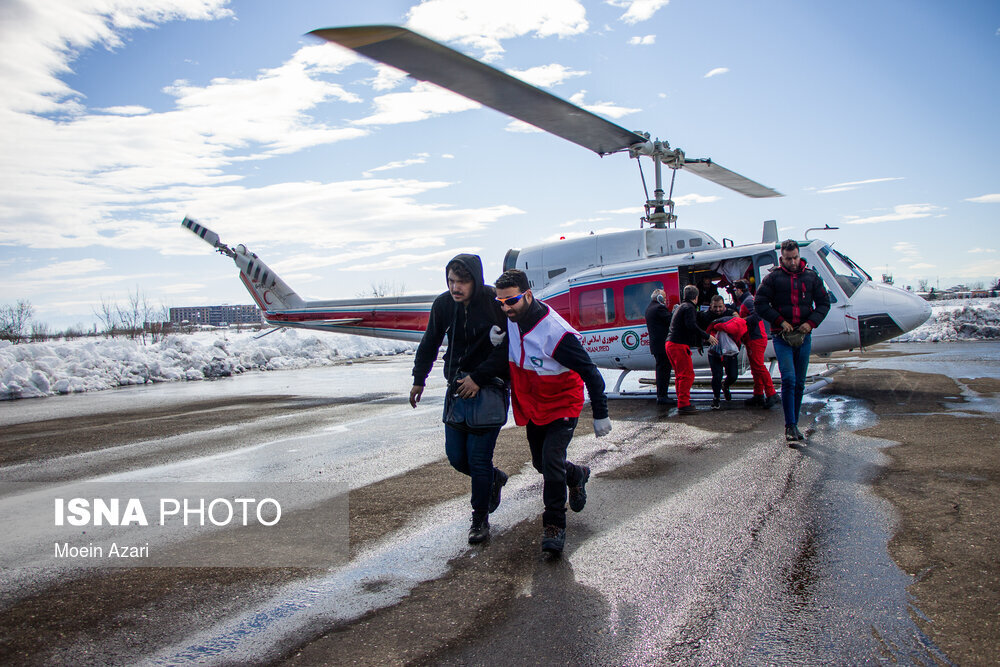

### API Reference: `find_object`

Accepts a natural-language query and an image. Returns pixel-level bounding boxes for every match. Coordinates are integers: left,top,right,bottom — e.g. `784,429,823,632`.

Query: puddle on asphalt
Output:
743,392,952,665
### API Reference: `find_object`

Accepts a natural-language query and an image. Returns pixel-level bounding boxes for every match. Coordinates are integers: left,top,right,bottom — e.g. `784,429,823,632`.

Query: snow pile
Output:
0,329,416,400
896,297,1000,342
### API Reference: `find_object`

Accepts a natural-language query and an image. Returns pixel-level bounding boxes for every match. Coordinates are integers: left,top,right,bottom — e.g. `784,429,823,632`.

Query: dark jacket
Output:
755,260,831,334
736,291,765,341
667,300,712,349
412,254,508,387
513,298,609,421
644,298,672,356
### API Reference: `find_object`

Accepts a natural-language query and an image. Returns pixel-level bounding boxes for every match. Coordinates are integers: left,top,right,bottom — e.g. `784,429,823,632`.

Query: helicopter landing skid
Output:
606,364,844,400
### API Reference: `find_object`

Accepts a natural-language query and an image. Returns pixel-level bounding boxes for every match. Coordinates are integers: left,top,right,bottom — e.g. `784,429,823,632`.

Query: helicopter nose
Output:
883,286,932,333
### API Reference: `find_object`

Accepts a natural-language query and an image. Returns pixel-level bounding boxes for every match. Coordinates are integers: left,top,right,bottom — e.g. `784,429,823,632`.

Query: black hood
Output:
446,253,486,299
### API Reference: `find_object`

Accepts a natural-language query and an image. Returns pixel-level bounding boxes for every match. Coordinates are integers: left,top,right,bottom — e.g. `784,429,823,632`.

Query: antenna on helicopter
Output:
805,224,840,240
309,26,782,229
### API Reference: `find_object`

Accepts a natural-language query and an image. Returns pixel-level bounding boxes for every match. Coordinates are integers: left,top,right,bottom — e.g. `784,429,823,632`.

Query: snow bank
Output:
896,297,1000,343
0,329,415,400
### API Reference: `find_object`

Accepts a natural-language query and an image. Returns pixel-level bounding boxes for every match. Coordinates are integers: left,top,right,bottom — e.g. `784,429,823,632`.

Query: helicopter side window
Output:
676,240,685,249
578,287,616,328
816,245,866,298
623,280,664,322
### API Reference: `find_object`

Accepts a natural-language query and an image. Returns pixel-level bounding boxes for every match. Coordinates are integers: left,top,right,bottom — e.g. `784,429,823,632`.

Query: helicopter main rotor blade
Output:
682,159,782,198
309,25,647,156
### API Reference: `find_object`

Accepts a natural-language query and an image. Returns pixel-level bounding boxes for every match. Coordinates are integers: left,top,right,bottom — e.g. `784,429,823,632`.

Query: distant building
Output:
169,304,262,327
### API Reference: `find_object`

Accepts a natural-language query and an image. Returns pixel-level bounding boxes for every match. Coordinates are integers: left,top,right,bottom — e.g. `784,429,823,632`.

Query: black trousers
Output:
651,347,673,399
708,352,738,398
526,417,585,529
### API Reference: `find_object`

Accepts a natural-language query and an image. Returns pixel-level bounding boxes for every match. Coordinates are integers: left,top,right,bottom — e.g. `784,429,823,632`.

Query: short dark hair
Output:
446,260,474,282
495,269,530,292
733,280,748,292
683,284,699,302
710,294,725,304
780,239,799,253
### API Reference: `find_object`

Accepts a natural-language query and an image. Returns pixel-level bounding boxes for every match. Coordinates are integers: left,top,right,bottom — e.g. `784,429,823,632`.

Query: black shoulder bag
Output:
442,307,509,429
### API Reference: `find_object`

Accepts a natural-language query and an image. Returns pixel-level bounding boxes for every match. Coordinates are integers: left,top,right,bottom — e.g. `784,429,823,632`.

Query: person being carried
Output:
493,269,611,556
732,280,778,409
666,285,717,415
410,254,510,544
645,288,674,406
702,295,747,409
755,240,831,443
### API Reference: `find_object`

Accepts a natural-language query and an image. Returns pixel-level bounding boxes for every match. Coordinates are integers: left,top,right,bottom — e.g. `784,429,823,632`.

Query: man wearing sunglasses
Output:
493,269,612,556
410,254,511,545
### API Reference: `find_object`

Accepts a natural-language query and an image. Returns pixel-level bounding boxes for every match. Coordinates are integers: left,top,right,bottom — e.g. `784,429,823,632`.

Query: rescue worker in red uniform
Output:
493,269,611,555
666,285,717,415
732,279,778,409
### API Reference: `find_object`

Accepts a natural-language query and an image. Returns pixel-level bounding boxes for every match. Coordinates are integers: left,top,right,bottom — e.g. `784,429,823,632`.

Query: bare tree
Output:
356,280,407,298
94,296,119,338
30,321,50,342
0,299,34,344
917,278,930,292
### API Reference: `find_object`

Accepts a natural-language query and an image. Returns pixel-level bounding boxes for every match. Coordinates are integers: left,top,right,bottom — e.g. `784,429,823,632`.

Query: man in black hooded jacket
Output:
410,254,510,544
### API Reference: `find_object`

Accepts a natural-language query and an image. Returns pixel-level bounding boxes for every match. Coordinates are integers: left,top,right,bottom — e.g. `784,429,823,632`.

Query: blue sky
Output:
2,0,998,330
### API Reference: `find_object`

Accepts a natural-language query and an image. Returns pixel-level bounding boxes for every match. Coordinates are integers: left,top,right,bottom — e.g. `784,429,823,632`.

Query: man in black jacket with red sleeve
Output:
755,240,831,442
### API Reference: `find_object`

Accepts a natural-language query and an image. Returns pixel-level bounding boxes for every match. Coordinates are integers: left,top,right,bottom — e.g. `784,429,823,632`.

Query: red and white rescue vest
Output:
507,306,585,426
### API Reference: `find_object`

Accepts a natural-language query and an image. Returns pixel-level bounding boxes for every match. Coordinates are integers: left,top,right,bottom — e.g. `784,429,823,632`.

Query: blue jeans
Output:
444,424,501,515
772,333,812,427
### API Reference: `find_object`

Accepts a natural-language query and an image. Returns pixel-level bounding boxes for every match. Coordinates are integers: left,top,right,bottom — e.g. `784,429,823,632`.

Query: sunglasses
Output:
495,293,526,306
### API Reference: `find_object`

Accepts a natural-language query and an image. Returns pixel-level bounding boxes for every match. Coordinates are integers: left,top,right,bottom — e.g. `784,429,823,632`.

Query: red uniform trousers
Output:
746,337,776,397
665,342,695,408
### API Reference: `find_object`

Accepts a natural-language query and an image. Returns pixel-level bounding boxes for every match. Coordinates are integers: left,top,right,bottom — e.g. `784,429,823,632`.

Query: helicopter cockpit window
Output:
623,281,664,322
816,245,867,298
578,287,616,328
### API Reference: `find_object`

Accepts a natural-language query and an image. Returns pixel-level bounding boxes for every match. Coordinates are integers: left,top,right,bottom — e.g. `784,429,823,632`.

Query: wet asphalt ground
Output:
1,343,997,665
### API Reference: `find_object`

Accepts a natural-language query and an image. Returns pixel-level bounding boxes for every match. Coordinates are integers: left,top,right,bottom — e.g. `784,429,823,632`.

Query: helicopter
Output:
182,25,931,392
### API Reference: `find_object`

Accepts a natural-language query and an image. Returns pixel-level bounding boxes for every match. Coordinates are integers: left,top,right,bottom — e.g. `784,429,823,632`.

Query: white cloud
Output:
893,241,920,259
506,64,589,88
95,105,152,116
908,263,936,270
629,35,656,45
673,193,721,205
815,176,904,194
505,120,544,133
965,193,1000,203
704,67,729,78
968,248,997,254
406,0,588,61
569,91,640,119
21,258,108,280
0,0,234,114
370,64,408,91
351,81,480,126
344,248,479,272
608,0,671,24
843,203,944,225
362,154,430,177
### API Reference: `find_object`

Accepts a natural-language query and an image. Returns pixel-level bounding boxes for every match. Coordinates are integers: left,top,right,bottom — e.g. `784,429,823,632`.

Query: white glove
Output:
593,417,612,437
489,325,506,346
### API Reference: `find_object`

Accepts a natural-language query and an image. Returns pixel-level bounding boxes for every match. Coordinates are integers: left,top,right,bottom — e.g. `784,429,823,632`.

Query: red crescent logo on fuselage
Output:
262,290,274,305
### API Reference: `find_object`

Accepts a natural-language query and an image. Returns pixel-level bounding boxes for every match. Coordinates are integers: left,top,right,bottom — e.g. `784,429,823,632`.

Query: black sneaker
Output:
711,397,721,410
656,397,676,407
678,404,699,415
568,466,590,512
793,425,805,441
488,468,508,513
785,425,798,443
468,513,490,544
764,393,780,409
541,524,565,553
723,386,732,402
744,395,764,408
